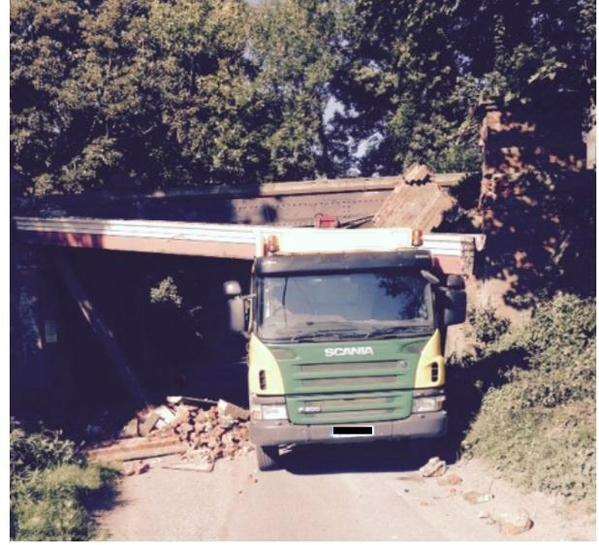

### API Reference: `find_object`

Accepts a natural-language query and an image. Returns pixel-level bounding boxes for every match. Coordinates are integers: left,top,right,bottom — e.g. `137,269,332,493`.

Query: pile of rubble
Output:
88,396,253,473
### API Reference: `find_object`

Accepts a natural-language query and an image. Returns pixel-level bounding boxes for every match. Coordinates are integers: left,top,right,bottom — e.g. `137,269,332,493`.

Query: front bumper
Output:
250,410,447,447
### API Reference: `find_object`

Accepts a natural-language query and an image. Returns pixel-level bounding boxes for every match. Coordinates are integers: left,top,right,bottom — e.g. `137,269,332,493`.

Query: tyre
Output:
255,445,280,471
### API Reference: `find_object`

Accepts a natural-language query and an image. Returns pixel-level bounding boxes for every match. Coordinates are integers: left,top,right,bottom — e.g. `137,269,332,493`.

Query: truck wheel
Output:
256,445,280,471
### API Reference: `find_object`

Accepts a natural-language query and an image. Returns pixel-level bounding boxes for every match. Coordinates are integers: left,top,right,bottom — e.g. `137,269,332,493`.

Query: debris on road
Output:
163,452,215,473
166,395,218,407
121,460,150,476
218,399,250,422
397,474,425,484
178,448,216,472
436,473,462,486
162,462,214,473
153,405,177,425
87,397,251,474
463,491,494,505
139,411,161,436
492,509,534,536
120,418,139,438
88,435,188,463
419,457,447,478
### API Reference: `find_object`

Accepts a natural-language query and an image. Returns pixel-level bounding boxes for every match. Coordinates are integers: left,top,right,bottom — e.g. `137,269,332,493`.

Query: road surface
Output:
96,442,594,540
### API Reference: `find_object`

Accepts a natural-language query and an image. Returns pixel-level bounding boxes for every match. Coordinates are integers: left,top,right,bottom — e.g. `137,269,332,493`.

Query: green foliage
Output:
457,0,595,115
250,0,346,180
10,419,83,477
465,400,595,504
517,294,596,368
11,465,113,541
462,295,596,503
150,275,183,307
10,0,345,196
497,340,595,412
10,422,116,540
331,0,595,175
467,305,511,351
12,1,594,193
330,0,486,174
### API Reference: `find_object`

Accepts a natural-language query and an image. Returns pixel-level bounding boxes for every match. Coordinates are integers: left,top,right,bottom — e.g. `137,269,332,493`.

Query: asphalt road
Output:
97,442,594,541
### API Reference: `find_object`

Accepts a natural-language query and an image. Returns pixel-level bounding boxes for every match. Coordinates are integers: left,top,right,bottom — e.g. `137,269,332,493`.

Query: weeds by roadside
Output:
449,294,596,506
10,420,117,540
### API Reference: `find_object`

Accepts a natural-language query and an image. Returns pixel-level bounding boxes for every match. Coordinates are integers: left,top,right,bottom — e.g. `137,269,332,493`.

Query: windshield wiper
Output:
364,325,428,339
290,328,353,342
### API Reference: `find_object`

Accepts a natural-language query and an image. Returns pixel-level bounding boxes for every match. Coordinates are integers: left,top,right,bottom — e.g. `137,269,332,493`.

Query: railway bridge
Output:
11,174,474,418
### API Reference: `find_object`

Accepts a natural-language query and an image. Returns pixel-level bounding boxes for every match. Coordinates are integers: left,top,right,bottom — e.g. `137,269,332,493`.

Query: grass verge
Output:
455,294,596,506
10,422,117,540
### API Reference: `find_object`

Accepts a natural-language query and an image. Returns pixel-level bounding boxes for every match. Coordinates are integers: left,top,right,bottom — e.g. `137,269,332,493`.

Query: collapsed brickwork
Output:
478,100,586,208
473,100,593,315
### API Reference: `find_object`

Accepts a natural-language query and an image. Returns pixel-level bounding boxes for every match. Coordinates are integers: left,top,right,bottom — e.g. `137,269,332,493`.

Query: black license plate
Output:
331,426,373,437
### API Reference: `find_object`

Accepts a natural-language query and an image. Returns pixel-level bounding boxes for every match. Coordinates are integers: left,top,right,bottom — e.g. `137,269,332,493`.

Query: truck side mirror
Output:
223,281,246,335
446,274,465,290
440,287,466,326
223,280,242,297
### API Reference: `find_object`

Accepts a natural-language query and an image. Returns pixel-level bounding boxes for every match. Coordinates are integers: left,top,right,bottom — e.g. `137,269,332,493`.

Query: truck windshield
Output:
257,269,432,342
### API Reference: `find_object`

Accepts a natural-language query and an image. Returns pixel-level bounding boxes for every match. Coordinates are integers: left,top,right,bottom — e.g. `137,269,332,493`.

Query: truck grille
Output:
286,359,416,424
286,391,412,425
269,337,428,425
289,359,414,394
299,375,398,388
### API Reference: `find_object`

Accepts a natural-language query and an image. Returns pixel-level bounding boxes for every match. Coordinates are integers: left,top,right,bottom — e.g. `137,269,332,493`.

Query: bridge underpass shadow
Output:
276,437,458,475
21,249,252,441
170,344,248,408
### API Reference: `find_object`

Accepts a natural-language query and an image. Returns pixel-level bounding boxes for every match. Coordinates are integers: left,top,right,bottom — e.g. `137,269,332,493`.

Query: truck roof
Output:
255,250,432,275
256,227,485,276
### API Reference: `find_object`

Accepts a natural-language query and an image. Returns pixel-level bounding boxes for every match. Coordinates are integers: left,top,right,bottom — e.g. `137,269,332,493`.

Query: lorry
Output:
14,214,483,470
224,227,483,470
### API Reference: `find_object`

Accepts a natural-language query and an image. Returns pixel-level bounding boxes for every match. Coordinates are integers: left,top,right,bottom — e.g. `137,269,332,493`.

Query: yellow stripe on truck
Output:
248,334,285,395
414,329,445,388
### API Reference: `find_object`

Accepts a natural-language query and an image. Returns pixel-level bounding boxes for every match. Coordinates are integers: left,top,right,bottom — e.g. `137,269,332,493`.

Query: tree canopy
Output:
11,0,595,196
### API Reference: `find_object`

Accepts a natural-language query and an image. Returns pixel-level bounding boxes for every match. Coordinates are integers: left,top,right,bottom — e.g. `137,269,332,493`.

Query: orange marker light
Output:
265,235,279,255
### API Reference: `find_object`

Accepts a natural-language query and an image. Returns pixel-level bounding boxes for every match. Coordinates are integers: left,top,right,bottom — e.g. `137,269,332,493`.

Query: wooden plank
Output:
87,436,187,463
53,255,148,406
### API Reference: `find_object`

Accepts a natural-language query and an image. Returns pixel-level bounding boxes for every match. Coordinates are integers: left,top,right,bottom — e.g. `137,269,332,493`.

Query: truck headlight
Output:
259,404,288,420
412,396,445,413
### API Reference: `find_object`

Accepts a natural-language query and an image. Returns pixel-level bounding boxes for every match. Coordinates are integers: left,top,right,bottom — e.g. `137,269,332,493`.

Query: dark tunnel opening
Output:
11,248,253,439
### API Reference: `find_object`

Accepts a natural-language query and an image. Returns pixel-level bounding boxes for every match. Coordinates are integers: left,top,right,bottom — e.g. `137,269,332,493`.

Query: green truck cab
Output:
225,249,466,470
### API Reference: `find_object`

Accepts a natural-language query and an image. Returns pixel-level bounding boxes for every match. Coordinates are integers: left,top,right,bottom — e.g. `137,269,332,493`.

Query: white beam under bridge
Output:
14,216,485,276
